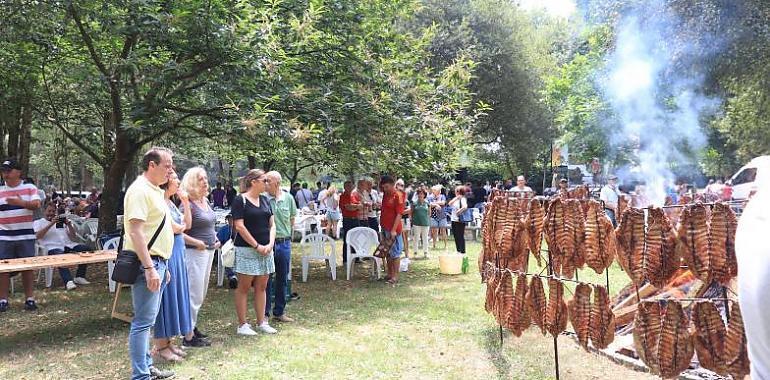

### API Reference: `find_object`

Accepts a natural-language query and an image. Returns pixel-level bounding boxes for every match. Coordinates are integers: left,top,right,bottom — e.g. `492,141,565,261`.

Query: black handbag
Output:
111,214,167,284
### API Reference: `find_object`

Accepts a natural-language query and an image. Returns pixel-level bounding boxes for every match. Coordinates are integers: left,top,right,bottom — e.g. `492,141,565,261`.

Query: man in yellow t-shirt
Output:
124,147,175,380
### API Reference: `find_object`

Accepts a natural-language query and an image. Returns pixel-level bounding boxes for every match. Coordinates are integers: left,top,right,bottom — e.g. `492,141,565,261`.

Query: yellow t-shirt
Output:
122,175,173,259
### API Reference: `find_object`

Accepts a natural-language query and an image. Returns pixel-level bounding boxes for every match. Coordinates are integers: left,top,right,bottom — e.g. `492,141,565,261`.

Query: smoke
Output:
601,2,720,206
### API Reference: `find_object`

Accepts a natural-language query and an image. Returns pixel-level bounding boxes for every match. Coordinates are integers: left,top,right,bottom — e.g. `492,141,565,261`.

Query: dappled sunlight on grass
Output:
0,241,653,379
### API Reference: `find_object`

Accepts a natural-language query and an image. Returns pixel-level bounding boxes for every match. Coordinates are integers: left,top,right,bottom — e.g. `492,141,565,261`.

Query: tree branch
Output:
40,60,105,165
67,3,109,78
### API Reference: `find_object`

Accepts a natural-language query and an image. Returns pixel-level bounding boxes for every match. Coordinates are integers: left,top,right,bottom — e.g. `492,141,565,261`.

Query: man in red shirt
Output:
339,180,361,263
379,175,405,285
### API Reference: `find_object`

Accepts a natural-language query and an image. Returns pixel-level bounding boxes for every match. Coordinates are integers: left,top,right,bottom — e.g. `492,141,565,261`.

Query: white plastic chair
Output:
103,237,120,292
82,218,99,246
37,244,54,288
346,227,383,280
466,208,482,240
293,216,317,242
300,233,337,282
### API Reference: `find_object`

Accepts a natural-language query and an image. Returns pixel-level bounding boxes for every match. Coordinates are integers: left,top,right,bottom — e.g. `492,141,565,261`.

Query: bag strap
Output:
147,214,167,251
117,213,167,253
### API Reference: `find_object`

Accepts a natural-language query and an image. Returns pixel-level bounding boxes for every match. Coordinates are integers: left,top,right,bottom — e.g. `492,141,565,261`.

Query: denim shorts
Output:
382,231,403,259
430,218,448,228
0,239,36,259
326,210,341,221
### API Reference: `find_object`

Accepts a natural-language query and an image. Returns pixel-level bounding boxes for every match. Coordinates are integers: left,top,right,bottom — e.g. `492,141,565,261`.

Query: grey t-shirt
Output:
181,199,216,248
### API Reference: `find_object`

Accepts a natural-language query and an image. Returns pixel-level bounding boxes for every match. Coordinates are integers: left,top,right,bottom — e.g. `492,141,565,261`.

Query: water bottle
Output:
461,255,469,274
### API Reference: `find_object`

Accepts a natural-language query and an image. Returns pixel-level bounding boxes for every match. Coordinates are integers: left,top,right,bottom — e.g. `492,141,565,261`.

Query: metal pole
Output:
547,245,560,380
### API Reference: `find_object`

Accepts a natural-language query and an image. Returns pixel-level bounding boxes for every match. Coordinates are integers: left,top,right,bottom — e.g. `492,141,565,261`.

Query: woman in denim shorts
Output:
427,185,448,249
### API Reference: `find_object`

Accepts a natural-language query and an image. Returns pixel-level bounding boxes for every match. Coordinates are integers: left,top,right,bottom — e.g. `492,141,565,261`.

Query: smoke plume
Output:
601,2,720,205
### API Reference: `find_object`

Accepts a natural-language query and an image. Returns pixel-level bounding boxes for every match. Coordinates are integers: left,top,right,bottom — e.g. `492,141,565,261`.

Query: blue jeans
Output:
604,209,617,228
129,258,168,380
48,245,90,284
382,230,404,259
266,239,291,317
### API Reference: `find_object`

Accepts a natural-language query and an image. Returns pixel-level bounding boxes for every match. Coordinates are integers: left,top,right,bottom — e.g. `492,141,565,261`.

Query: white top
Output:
599,185,619,209
33,218,78,251
325,193,339,212
448,197,468,222
736,188,770,378
510,185,533,193
316,189,328,211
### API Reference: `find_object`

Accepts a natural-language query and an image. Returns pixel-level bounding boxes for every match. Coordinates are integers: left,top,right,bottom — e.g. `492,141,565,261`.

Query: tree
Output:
24,1,250,232
413,0,561,176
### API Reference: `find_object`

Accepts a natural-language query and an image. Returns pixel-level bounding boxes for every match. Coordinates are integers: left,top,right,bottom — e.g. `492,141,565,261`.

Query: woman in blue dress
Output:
153,171,193,362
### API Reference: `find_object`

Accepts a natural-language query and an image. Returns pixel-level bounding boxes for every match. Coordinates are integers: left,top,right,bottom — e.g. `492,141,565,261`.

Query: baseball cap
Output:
0,158,21,171
608,175,619,180
559,178,568,183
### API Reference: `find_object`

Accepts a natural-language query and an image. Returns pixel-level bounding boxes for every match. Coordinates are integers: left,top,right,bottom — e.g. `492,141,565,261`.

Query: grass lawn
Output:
0,240,655,380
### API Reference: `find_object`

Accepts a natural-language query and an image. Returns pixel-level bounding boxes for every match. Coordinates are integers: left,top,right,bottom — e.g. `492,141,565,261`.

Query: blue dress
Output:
154,202,193,338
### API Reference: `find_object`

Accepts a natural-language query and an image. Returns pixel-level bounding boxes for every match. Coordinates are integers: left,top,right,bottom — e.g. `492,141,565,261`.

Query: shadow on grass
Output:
0,254,469,350
481,326,512,380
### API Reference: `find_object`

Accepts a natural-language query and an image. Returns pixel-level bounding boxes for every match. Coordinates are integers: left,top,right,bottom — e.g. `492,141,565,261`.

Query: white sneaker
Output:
65,281,77,290
258,321,277,334
236,323,258,336
73,277,90,285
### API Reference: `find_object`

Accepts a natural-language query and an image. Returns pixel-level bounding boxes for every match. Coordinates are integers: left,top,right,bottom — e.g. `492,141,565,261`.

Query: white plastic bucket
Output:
439,254,463,275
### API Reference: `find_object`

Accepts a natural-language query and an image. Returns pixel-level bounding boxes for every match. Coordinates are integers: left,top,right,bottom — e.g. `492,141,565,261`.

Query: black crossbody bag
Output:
111,215,167,284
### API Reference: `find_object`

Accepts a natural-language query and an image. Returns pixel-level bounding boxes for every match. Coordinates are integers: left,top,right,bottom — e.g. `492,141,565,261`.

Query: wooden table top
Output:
0,251,117,273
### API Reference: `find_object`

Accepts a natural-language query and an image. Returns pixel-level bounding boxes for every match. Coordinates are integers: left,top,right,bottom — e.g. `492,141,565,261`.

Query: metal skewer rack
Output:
484,196,742,380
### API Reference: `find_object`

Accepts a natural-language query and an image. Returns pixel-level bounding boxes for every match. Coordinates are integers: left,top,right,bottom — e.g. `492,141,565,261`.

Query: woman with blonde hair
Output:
324,185,340,239
180,167,219,347
232,169,278,335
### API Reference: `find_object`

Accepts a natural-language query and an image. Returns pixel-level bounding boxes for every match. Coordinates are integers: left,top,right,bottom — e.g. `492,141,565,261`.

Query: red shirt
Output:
380,190,405,233
339,191,360,219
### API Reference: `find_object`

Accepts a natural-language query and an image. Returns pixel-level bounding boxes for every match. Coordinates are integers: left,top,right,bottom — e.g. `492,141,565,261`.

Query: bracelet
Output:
143,266,153,270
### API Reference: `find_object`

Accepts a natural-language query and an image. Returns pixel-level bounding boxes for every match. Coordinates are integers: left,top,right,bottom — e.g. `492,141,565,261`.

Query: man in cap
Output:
557,178,569,197
0,159,42,312
600,175,620,227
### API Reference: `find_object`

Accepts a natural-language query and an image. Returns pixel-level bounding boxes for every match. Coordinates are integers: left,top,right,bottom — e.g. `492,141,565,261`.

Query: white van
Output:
728,156,770,200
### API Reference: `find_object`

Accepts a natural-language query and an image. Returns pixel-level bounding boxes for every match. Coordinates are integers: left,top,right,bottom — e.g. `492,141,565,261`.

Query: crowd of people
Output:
8,149,767,379
0,159,109,311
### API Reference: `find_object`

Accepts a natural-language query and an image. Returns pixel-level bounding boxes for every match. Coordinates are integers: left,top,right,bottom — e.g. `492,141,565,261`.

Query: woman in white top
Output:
448,185,470,254
324,185,341,239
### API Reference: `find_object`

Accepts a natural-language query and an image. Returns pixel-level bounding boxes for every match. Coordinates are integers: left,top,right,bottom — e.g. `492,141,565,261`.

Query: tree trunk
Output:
289,159,299,186
228,162,233,186
98,131,134,235
263,159,276,172
124,155,139,188
247,155,256,170
6,105,20,159
217,158,225,184
18,103,32,173
99,161,127,234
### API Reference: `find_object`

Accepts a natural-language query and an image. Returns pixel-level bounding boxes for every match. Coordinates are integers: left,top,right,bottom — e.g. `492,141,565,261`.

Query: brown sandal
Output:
153,347,183,363
169,344,187,358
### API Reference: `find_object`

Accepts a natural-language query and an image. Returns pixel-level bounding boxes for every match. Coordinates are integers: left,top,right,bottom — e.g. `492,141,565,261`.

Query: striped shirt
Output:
0,183,41,241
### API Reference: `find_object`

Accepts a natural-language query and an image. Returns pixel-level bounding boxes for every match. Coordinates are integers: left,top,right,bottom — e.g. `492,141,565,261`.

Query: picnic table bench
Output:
0,251,133,322
0,251,117,274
